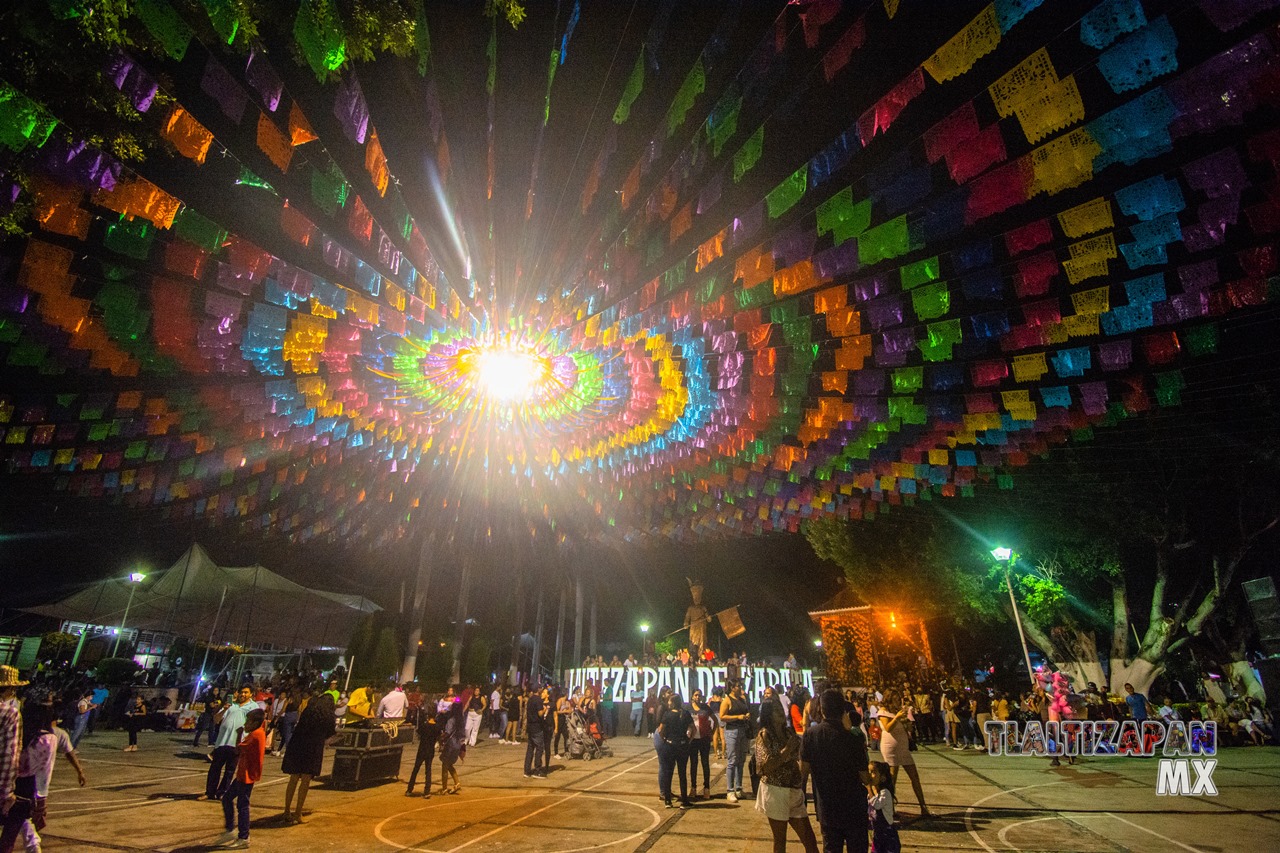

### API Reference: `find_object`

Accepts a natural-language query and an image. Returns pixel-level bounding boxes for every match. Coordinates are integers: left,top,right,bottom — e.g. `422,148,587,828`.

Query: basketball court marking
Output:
373,754,660,853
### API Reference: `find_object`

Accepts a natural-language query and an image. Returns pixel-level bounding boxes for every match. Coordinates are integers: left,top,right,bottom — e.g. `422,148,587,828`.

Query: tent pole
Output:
192,585,228,704
163,545,195,640
243,566,260,651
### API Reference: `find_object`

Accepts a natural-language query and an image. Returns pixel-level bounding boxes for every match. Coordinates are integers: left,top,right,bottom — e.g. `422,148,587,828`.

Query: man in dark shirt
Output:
801,690,871,853
524,687,548,777
406,704,440,797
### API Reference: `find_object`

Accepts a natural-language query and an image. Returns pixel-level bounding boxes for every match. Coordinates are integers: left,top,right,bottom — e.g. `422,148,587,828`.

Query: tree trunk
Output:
1053,627,1107,690
1225,660,1266,700
1108,657,1162,697
573,574,584,667
449,556,472,686
399,537,434,685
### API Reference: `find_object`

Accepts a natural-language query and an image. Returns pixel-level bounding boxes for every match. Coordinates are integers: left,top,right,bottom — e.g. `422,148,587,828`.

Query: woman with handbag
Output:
752,700,818,853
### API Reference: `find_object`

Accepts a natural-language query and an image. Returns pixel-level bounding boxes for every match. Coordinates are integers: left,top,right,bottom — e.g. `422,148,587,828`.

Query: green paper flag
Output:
201,0,241,45
911,281,950,320
733,126,763,183
707,95,741,157
236,166,276,193
1182,324,1218,356
892,366,923,393
294,0,346,80
103,219,154,261
0,85,57,152
614,46,646,124
544,49,559,125
1155,371,1185,407
137,0,194,61
486,24,497,95
666,58,706,137
414,0,432,75
310,166,349,216
816,188,871,246
173,207,227,251
766,164,807,219
900,256,939,290
857,215,909,265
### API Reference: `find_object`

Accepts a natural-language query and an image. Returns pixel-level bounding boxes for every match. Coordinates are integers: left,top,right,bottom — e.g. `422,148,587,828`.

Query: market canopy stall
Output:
25,544,379,651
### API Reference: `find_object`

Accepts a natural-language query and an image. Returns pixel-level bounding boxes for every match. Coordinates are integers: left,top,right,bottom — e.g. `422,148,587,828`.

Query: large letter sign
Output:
562,665,815,702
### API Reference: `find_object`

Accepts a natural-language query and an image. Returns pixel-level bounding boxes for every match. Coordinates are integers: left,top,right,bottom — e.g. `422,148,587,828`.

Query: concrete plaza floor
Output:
31,728,1280,852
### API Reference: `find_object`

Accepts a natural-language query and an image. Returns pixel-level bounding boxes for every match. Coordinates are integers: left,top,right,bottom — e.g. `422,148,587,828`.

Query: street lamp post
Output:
639,623,649,658
111,572,146,657
992,548,1036,688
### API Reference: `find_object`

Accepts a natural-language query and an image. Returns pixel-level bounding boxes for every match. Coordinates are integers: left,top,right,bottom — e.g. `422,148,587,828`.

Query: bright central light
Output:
472,346,549,403
991,546,1013,562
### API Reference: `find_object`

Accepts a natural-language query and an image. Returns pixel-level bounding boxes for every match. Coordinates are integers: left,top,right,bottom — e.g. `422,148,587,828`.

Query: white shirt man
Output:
377,686,408,718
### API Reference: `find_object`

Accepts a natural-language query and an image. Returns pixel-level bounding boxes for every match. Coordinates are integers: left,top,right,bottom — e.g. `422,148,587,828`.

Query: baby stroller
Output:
566,709,612,760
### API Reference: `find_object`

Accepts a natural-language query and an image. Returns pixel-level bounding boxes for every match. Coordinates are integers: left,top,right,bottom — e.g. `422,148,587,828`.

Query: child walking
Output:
869,761,901,853
214,709,266,849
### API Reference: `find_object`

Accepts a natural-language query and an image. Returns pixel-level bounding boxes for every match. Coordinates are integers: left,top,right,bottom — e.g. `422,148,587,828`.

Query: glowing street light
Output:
992,546,1036,687
112,571,146,657
640,623,650,656
813,639,823,648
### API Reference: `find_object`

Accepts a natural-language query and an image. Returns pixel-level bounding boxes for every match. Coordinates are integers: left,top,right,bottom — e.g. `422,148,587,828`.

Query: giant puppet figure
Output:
684,578,711,660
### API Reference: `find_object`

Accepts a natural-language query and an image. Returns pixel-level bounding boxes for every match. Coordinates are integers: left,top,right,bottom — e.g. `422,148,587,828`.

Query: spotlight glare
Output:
470,346,550,403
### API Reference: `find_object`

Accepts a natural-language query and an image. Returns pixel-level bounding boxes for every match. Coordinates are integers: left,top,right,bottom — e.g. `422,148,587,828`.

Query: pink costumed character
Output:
1048,672,1073,722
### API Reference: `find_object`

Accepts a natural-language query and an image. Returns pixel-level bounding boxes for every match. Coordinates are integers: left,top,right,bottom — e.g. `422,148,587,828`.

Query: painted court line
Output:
444,754,658,853
1102,813,1208,853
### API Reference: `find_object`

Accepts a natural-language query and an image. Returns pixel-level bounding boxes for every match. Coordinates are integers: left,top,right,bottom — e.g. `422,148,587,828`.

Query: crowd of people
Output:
1,652,1276,852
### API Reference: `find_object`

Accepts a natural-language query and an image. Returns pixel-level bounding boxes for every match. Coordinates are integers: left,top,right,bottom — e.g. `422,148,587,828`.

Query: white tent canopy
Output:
25,544,379,651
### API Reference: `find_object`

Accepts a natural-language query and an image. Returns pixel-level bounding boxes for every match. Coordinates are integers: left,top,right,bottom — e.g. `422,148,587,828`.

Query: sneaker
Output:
701,786,710,799
212,830,237,846
523,774,533,778
726,791,738,803
405,789,417,797
951,745,964,751
554,754,562,760
679,800,692,809
423,792,432,799
223,839,250,850
665,800,674,809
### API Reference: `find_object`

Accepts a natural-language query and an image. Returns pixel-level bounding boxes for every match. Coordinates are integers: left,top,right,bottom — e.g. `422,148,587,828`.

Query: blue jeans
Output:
71,711,90,747
279,711,298,752
222,779,253,839
631,705,643,735
724,728,746,792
